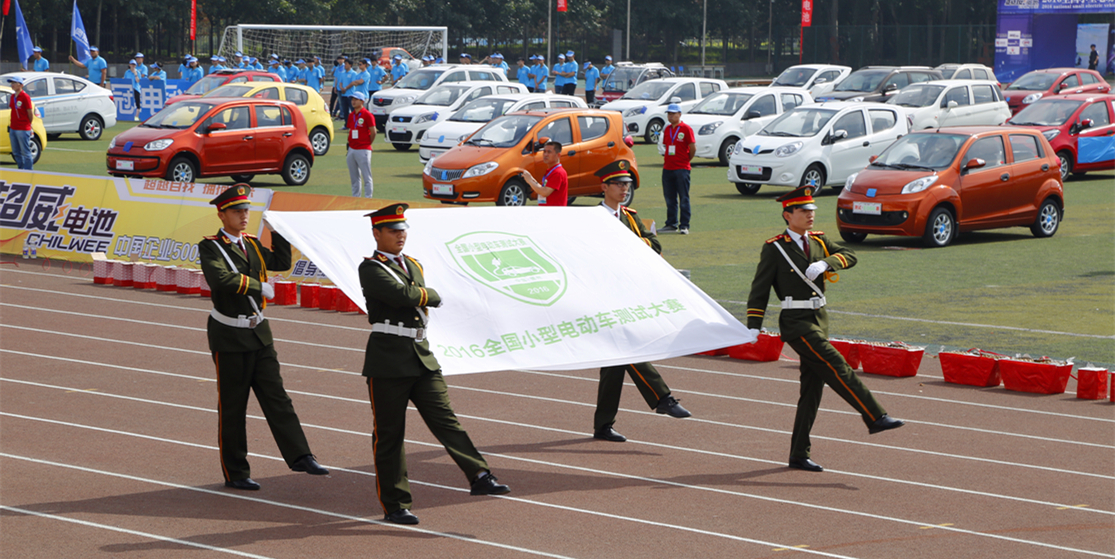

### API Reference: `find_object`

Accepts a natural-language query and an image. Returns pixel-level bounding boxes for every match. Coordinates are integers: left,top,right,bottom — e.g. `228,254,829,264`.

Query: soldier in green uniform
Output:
359,203,510,525
745,186,904,472
590,161,692,443
199,184,328,490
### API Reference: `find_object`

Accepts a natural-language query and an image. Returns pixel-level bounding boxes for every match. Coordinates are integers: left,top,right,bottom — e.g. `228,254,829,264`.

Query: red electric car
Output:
1007,93,1115,180
1002,68,1110,115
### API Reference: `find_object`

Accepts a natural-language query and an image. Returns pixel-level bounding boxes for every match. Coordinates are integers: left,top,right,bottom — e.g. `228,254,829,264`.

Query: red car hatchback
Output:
1007,93,1115,180
107,98,314,185
165,70,284,106
837,127,1063,247
1002,68,1110,115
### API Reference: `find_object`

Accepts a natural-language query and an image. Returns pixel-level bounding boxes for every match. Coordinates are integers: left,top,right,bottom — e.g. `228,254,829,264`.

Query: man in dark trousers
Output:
590,161,692,442
359,203,509,525
199,184,328,490
660,104,694,234
745,186,904,472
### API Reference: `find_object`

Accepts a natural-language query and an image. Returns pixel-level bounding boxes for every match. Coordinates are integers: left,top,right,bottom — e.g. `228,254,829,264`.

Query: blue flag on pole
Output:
71,0,91,63
13,0,34,70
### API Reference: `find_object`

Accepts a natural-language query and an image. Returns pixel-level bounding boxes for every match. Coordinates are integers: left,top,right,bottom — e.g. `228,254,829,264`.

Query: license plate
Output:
853,201,881,215
432,184,454,196
391,126,406,134
738,165,763,176
115,160,134,170
371,107,386,115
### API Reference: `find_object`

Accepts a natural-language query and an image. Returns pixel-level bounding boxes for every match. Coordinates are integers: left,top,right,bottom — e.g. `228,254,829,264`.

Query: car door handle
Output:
608,141,615,147
243,136,254,140
283,132,293,137
567,150,576,156
1000,173,1010,182
862,141,870,147
1041,164,1049,172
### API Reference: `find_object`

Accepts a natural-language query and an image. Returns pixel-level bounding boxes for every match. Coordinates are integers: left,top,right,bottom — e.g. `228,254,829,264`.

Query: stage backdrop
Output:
265,206,756,375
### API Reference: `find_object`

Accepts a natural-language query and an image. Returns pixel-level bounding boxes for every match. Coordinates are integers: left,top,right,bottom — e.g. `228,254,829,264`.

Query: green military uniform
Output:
745,186,889,462
199,186,313,484
359,204,491,516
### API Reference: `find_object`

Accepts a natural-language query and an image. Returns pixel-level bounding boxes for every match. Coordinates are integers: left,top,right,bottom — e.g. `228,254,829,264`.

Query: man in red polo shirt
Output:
660,103,695,234
347,91,376,198
522,141,568,206
7,76,36,170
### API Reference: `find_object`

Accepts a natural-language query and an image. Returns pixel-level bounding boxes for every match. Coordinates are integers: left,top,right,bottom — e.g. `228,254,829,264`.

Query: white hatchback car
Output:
417,92,586,163
770,64,851,98
369,64,510,129
0,71,117,140
600,77,727,143
727,102,909,195
385,82,526,151
681,87,813,165
934,63,998,83
885,80,1010,130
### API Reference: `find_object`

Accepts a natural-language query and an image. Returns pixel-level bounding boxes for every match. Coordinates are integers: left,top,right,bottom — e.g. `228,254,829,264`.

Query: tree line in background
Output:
2,0,1001,70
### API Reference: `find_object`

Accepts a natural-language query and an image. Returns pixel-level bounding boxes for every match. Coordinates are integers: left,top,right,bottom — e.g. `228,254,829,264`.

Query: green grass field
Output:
17,120,1115,366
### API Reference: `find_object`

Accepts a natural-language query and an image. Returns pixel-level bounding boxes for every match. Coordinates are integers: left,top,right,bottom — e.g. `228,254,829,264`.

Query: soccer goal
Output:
218,24,447,63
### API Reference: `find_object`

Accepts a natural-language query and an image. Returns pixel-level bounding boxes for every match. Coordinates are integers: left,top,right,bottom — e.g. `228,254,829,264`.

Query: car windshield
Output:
142,101,213,129
395,69,445,90
621,80,674,100
1006,72,1057,91
937,67,958,79
834,70,889,92
871,133,966,170
206,85,255,98
186,75,231,95
759,108,837,137
0,90,10,109
450,98,517,122
603,67,644,93
417,85,471,106
887,84,945,107
1009,99,1083,126
690,92,754,115
466,114,542,147
773,67,818,87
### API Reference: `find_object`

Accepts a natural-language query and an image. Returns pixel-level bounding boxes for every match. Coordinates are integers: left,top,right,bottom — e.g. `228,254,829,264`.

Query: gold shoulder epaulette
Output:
623,206,637,215
203,235,219,240
405,255,420,263
242,233,258,239
810,230,824,236
374,253,389,262
765,234,787,244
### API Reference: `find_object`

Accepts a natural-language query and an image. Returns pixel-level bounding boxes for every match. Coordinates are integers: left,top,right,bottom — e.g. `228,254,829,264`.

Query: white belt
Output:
372,320,426,342
782,296,827,310
211,308,264,329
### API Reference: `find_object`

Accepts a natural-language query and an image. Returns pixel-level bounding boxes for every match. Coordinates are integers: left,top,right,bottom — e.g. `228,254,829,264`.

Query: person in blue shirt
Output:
553,54,567,91
583,60,601,105
133,53,149,77
293,60,307,84
269,58,286,81
600,55,616,82
533,56,549,92
148,62,167,81
124,60,142,119
352,59,371,100
390,55,408,82
182,57,204,87
208,55,222,74
330,55,347,117
435,56,444,64
233,51,245,68
336,58,356,123
562,51,578,95
367,58,387,93
516,58,531,91
254,57,265,71
31,47,49,71
305,58,323,92
69,45,108,88
282,60,298,82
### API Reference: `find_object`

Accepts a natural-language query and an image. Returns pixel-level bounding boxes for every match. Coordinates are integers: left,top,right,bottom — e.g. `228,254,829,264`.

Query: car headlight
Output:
462,161,499,178
144,139,174,151
775,141,803,157
733,140,745,156
843,172,859,192
1022,93,1043,104
414,112,437,124
623,106,647,117
108,137,116,149
397,95,417,104
848,96,865,103
423,158,434,176
698,121,723,135
900,175,939,194
1041,129,1060,141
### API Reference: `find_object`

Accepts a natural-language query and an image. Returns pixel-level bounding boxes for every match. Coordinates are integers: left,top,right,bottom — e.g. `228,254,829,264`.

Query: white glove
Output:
261,282,275,300
805,261,829,281
746,328,761,344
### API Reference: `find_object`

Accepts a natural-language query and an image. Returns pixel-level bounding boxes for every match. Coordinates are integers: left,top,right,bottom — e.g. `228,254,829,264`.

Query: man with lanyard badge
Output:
6,76,35,170
521,141,567,206
745,186,904,472
346,91,375,198
660,104,694,234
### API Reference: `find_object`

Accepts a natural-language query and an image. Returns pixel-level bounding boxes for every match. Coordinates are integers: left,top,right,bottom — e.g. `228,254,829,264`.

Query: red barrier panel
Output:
727,332,784,362
859,342,924,377
272,281,297,305
999,358,1072,395
829,339,863,370
175,267,200,295
1076,367,1109,400
940,349,1002,387
300,283,320,308
155,266,178,292
318,285,337,310
93,259,113,284
1110,372,1114,403
335,290,361,313
112,261,134,287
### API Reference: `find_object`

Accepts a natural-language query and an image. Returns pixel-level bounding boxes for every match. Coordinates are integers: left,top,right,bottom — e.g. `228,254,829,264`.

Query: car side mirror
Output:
1058,82,1068,89
868,155,878,163
745,110,762,120
884,83,898,92
1079,118,1093,130
207,122,227,133
946,100,958,110
814,77,828,84
825,129,848,144
669,96,681,103
534,135,550,152
964,158,986,171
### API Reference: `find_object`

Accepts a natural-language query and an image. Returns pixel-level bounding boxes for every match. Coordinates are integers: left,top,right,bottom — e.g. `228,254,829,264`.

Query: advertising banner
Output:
0,170,271,266
998,0,1115,14
265,206,756,375
1075,23,1110,74
802,0,813,27
109,78,190,121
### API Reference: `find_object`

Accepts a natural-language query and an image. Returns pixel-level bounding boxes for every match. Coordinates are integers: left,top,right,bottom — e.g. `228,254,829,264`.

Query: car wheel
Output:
644,119,664,144
621,186,635,206
923,207,955,248
46,133,62,141
166,156,197,183
79,114,104,141
1057,151,1072,181
717,137,737,166
230,174,255,183
801,164,826,189
497,179,528,206
309,127,331,156
392,142,412,151
567,197,578,205
282,153,311,186
29,135,43,164
1030,198,1061,238
840,231,866,243
735,182,761,195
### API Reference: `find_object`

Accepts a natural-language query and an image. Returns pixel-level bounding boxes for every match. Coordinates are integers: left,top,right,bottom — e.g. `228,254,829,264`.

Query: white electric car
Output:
600,77,727,143
385,82,526,151
0,71,117,140
369,64,509,130
885,80,1010,130
683,87,814,165
770,64,851,98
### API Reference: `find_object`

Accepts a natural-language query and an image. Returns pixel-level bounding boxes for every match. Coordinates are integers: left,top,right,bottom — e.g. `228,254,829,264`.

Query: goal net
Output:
218,25,447,64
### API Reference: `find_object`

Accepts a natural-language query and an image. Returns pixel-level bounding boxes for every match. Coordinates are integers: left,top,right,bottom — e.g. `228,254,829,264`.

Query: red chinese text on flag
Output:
802,0,812,26
557,0,567,12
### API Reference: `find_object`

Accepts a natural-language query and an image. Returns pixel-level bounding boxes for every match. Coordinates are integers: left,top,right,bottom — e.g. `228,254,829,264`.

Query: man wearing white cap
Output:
233,51,244,68
583,60,600,105
553,53,568,92
346,91,376,198
491,53,508,73
182,56,203,87
390,55,408,82
124,60,142,119
134,53,148,78
600,55,616,83
31,47,49,71
459,52,471,65
516,57,531,90
6,76,35,170
562,51,578,95
533,55,549,92
148,62,167,81
69,46,108,88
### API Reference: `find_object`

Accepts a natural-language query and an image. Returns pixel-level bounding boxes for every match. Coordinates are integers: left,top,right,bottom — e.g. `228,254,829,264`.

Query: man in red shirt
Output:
523,141,568,206
660,103,695,234
346,91,376,198
6,76,36,170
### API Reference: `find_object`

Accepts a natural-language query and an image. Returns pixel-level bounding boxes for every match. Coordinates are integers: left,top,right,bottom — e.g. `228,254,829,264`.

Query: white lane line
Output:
3,414,1111,558
4,375,1112,518
716,299,1115,340
44,146,103,152
0,505,277,558
0,453,575,559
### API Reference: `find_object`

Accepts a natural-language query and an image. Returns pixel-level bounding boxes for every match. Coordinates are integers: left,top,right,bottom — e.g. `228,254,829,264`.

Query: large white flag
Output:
264,206,755,375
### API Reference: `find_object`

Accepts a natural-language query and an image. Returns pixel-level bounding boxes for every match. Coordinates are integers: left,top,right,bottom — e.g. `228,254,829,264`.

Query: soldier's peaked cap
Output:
777,185,817,211
596,160,634,183
210,183,253,211
366,203,410,229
